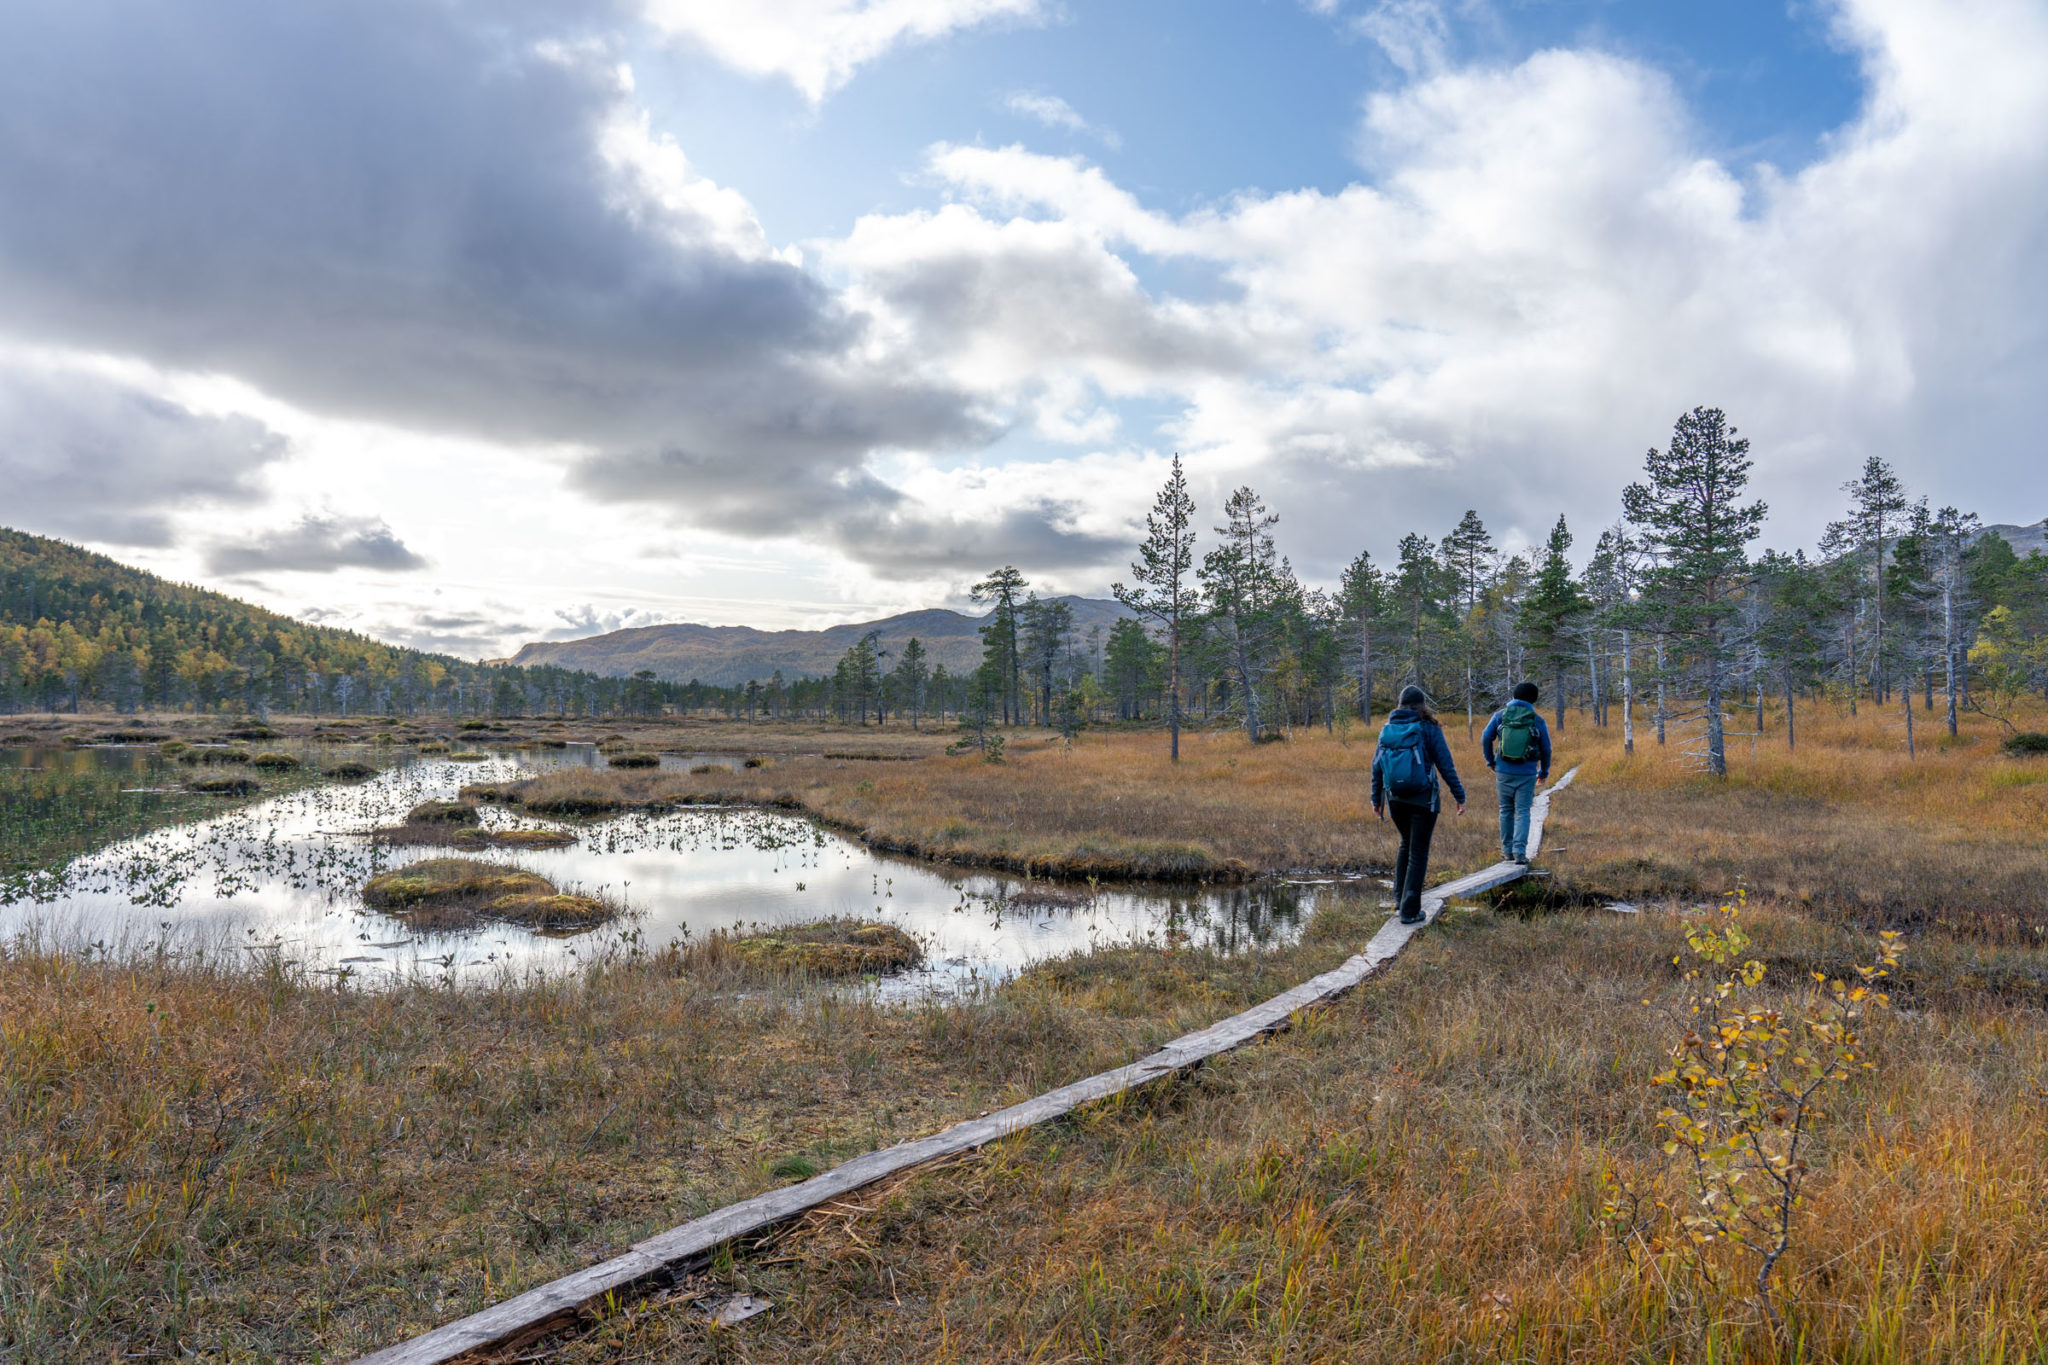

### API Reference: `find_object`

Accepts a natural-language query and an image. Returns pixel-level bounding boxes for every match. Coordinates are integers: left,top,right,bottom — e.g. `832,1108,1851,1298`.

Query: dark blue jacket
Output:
1481,699,1552,779
1370,708,1466,812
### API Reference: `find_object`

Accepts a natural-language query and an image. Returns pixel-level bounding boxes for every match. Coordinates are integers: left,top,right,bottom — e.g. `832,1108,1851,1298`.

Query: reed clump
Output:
669,918,923,980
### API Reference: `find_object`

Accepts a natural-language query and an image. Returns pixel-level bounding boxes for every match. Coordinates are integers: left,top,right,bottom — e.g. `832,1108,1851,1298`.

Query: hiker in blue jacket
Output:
1370,685,1466,925
1481,681,1552,864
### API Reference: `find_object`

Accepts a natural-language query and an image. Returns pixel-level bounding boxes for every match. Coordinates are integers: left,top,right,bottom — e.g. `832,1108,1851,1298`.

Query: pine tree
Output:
1903,508,1979,738
1524,515,1588,731
1581,525,1639,735
1440,510,1496,734
891,637,930,730
1103,617,1162,721
1391,532,1452,694
1019,594,1074,726
1753,550,1829,750
1838,456,1911,704
1112,454,1199,760
1338,549,1386,721
1199,486,1286,742
1623,407,1768,777
970,566,1028,725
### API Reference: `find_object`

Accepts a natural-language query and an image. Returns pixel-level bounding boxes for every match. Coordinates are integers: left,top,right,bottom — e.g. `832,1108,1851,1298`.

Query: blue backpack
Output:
1376,719,1435,804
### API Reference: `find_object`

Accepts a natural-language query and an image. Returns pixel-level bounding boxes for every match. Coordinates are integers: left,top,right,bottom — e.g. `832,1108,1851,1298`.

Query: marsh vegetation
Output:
4,703,2047,1360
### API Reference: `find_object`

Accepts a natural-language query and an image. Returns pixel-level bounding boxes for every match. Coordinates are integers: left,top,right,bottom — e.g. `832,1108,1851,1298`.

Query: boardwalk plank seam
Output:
353,766,1579,1365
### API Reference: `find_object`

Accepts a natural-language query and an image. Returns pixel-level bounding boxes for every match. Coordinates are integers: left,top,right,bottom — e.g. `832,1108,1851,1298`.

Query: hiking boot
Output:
1398,911,1425,925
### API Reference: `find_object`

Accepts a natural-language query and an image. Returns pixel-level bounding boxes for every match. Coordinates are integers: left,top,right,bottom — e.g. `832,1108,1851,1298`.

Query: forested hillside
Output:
0,528,690,716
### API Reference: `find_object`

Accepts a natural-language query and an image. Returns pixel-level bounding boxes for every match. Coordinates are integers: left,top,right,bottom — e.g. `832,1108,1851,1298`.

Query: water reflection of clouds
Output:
3,745,1369,996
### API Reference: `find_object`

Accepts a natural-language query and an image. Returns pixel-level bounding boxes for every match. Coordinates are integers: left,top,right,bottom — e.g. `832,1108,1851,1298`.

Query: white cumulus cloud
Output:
642,0,1046,100
816,0,2048,571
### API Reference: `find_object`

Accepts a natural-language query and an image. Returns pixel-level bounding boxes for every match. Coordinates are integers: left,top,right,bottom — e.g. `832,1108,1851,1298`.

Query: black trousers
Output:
1389,799,1438,920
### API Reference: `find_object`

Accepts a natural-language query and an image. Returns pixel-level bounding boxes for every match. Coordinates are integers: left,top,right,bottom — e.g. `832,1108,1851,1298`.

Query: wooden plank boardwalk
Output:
354,767,1579,1364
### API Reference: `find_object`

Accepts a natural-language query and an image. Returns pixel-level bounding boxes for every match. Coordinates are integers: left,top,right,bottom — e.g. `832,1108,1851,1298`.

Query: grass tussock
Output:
373,822,578,852
667,918,923,980
180,747,252,766
359,857,609,933
181,776,259,796
405,799,478,825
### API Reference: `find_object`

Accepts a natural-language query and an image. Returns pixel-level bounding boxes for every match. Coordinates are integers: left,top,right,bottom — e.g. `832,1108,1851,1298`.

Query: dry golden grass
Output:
573,907,2048,1364
485,705,2047,940
0,901,1382,1358
490,724,1508,881
9,704,2047,1361
1547,701,2048,942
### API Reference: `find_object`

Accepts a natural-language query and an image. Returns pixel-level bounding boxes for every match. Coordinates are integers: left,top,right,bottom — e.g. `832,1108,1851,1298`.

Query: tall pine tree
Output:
1623,407,1767,776
1523,515,1587,731
1113,454,1199,760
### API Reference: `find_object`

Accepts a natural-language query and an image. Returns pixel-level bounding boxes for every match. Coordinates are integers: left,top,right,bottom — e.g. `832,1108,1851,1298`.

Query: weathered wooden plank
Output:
352,1254,666,1365
352,768,1580,1364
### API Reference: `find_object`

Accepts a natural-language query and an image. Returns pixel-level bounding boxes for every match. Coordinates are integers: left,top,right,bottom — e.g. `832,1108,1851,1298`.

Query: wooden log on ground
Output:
352,768,1581,1365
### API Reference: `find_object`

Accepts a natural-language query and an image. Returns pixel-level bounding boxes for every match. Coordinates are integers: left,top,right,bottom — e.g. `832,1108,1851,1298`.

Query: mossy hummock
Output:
682,919,923,979
360,857,611,932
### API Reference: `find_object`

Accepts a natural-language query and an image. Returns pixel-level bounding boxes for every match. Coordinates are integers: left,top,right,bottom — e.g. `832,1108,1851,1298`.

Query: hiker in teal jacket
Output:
1370,686,1466,925
1481,681,1552,864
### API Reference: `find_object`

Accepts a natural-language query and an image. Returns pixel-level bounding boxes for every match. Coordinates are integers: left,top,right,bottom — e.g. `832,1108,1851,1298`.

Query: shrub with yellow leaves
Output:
1604,891,1902,1339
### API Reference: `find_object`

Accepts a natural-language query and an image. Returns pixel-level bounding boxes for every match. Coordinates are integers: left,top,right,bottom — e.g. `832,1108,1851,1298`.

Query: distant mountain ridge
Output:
1979,518,2047,558
507,597,1134,686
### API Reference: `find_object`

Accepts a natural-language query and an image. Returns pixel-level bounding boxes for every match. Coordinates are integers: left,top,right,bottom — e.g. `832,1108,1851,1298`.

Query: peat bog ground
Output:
3,705,2047,1360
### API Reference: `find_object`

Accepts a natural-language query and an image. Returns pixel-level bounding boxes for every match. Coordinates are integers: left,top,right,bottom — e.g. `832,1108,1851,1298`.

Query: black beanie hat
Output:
1398,685,1428,708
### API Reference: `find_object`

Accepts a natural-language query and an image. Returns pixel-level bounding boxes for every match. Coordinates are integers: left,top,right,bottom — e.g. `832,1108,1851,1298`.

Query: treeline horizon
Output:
789,407,2047,772
7,408,2045,753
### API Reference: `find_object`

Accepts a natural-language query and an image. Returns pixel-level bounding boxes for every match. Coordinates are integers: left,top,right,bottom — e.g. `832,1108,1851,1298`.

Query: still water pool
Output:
2,744,1384,995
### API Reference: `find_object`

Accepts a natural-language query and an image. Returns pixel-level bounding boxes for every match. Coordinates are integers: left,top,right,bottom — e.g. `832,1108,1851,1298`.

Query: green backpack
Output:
1497,707,1541,764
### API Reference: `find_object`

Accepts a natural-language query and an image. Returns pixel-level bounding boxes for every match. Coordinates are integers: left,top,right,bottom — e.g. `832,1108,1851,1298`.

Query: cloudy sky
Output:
2,0,2042,657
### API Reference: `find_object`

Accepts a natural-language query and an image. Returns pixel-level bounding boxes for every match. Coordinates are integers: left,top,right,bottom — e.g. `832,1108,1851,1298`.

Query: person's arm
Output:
1480,710,1500,769
1369,747,1385,814
1537,714,1552,780
1430,727,1466,808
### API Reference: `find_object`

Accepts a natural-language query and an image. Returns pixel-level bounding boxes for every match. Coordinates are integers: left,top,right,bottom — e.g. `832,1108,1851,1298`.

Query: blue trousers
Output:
1496,771,1537,861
